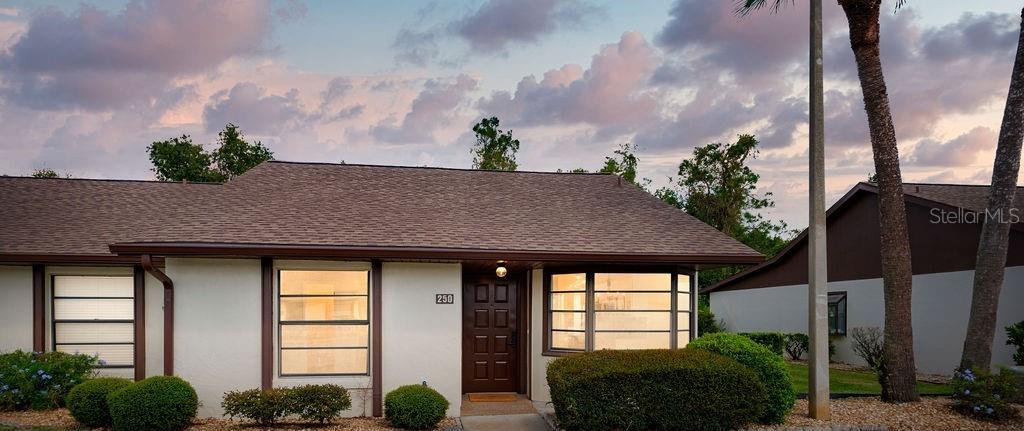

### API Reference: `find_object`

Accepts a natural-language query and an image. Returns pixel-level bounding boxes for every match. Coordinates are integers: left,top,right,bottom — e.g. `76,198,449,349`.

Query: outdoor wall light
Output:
495,261,508,278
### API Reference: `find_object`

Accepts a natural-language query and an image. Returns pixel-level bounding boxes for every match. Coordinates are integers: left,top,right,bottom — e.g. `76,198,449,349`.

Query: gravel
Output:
0,409,458,430
785,397,1023,431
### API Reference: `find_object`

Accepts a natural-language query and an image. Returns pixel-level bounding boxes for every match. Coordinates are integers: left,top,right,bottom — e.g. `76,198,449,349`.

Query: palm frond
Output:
894,0,908,12
734,0,793,16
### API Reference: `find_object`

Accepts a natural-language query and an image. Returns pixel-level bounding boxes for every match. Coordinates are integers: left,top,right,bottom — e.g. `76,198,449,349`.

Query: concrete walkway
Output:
460,413,551,431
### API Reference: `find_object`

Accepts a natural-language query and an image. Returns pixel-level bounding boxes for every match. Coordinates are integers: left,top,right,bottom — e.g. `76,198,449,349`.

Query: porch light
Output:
495,261,508,278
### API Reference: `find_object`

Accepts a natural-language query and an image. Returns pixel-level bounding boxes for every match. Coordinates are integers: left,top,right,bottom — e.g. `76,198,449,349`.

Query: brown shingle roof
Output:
902,183,1024,213
0,161,760,263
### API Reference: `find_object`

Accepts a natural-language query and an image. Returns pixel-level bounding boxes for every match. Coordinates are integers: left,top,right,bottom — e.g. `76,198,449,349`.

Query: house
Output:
706,182,1024,375
0,161,761,417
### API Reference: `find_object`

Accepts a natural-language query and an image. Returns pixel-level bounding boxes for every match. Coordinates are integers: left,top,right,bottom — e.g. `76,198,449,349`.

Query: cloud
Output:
202,82,307,134
454,0,600,53
479,31,656,127
371,74,478,144
907,127,996,167
0,0,271,110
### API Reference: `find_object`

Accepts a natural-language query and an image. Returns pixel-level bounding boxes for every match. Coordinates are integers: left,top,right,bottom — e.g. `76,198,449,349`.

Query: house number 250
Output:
435,294,455,304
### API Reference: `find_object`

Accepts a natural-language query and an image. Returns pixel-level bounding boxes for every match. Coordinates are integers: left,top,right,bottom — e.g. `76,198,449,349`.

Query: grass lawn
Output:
786,362,952,396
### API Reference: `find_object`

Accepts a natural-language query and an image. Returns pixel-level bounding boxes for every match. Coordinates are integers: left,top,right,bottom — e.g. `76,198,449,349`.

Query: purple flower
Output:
964,389,970,395
98,359,107,366
974,406,981,412
986,407,994,415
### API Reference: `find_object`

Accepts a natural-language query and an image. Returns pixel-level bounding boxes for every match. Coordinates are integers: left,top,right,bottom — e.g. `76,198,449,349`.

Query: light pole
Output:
808,0,830,420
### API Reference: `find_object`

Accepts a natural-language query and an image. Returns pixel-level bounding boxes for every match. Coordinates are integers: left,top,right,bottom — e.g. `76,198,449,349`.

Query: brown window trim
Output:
541,266,695,357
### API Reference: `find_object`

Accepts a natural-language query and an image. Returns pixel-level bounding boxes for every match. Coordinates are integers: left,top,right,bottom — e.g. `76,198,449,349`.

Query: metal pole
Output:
808,0,830,420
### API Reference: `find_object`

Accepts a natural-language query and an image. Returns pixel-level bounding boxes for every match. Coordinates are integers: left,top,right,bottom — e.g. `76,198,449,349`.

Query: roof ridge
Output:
0,176,223,185
902,182,1024,189
265,160,614,176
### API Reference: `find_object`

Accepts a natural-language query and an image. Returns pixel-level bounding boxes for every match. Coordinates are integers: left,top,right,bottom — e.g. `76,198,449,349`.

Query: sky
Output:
0,0,1020,231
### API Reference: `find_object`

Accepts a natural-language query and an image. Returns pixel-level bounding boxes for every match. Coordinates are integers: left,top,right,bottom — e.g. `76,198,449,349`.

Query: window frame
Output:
828,291,848,336
543,267,695,356
50,274,135,369
276,269,371,377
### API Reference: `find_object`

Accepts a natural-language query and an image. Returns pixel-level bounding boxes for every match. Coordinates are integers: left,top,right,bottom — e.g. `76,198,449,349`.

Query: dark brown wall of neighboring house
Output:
716,192,1024,292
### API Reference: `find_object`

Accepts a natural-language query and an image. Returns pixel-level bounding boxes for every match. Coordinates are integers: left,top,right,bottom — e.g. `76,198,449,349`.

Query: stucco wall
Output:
381,262,462,417
710,266,1024,374
0,265,33,352
166,258,262,417
529,269,556,403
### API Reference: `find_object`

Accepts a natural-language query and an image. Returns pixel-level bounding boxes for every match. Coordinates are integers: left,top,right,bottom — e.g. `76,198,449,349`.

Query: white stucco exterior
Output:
381,262,463,417
529,269,555,403
710,266,1024,374
0,265,33,352
166,258,262,417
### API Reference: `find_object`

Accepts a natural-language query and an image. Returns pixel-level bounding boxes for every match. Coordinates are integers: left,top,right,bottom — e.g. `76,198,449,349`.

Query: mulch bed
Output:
0,409,458,431
785,397,1024,431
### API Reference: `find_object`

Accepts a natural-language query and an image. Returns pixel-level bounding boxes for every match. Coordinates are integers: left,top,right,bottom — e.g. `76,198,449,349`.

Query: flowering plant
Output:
951,367,1020,421
0,350,98,411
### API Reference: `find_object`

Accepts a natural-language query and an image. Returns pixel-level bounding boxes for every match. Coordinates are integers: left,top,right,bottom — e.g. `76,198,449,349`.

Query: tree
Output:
470,117,519,171
599,142,641,186
31,168,60,178
148,124,273,182
960,7,1024,372
740,0,919,402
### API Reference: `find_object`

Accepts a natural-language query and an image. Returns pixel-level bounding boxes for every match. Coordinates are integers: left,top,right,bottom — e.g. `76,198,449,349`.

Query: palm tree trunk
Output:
838,0,919,402
960,7,1024,373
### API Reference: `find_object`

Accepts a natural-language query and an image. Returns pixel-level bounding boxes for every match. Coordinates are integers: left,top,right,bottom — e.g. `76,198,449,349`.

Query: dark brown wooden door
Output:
462,276,518,393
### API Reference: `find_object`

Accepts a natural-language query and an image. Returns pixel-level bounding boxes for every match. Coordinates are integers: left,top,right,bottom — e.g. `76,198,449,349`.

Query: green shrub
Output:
951,368,1020,421
739,332,785,355
0,350,98,411
384,385,448,430
284,384,351,423
108,376,198,431
1006,321,1024,366
698,303,724,336
689,333,795,424
784,333,809,360
547,349,767,431
66,377,132,427
222,388,290,426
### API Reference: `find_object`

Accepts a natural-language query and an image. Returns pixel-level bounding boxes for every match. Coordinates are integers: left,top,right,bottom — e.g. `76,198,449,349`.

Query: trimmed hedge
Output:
66,377,132,427
547,349,767,431
284,384,352,423
222,388,290,426
690,333,795,424
107,376,198,431
739,332,785,356
384,385,448,430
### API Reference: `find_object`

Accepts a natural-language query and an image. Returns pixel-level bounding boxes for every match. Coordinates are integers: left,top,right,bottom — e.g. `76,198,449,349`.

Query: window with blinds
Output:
52,275,135,368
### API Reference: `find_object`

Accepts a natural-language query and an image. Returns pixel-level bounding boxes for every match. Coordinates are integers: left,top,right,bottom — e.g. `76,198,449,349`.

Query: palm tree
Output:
960,7,1024,372
739,0,919,402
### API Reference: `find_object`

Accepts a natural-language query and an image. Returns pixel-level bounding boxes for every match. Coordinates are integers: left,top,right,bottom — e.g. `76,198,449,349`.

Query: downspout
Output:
141,254,174,376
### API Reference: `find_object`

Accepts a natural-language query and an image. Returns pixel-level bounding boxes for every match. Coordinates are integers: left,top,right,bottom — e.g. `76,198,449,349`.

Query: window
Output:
52,275,135,368
278,270,369,376
546,271,693,353
828,291,847,336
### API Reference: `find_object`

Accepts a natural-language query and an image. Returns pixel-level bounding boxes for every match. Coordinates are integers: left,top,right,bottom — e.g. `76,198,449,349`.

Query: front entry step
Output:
467,392,518,402
461,394,537,417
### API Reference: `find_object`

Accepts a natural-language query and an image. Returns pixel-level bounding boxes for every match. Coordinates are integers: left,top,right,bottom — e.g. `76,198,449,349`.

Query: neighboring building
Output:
706,182,1024,375
0,161,760,417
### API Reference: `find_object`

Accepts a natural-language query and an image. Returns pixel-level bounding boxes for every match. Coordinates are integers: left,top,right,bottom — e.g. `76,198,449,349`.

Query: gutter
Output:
141,254,174,376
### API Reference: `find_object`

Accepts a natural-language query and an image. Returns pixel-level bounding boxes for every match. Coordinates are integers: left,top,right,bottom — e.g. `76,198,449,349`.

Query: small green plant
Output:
284,384,351,424
739,332,785,355
951,368,1020,421
689,332,795,424
698,303,724,336
547,349,766,431
1006,321,1024,366
222,388,290,427
107,376,198,431
0,350,98,411
384,385,448,430
66,377,132,427
784,333,809,360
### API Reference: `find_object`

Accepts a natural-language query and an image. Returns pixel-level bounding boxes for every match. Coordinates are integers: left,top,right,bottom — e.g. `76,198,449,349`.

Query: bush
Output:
108,376,198,431
1006,321,1024,366
547,349,767,431
951,368,1020,421
384,385,448,430
284,384,351,424
689,333,795,424
739,332,785,355
66,377,132,427
698,303,724,336
784,333,808,360
222,388,290,426
0,350,98,411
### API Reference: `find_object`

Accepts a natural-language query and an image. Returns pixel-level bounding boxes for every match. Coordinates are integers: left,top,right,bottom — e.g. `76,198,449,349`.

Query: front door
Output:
462,275,518,393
